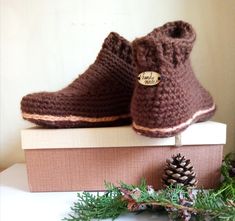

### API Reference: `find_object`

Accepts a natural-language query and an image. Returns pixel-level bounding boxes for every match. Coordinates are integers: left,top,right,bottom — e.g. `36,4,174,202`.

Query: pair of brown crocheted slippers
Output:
21,21,216,138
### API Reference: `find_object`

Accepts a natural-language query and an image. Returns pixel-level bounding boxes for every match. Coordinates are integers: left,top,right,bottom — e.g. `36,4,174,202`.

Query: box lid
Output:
21,121,226,149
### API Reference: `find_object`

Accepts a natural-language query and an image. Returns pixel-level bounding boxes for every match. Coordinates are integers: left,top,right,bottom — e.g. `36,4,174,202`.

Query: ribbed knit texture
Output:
131,21,216,137
21,32,135,128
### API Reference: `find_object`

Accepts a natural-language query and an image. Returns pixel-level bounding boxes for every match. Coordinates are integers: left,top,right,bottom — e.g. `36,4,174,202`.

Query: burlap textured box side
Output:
25,145,223,192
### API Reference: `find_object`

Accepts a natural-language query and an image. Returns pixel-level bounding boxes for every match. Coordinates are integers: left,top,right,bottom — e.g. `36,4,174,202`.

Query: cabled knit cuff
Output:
133,21,196,69
101,32,133,65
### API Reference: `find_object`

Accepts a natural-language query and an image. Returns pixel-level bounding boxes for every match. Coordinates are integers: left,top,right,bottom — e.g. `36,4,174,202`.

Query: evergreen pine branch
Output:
194,190,235,220
63,153,235,221
218,153,235,200
63,188,127,221
63,183,235,221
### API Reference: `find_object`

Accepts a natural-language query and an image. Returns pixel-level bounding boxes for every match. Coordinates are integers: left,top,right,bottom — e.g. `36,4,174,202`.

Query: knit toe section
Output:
21,90,132,118
21,92,59,116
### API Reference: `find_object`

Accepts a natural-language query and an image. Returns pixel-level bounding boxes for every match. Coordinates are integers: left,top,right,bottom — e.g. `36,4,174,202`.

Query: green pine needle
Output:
63,189,127,221
219,153,235,201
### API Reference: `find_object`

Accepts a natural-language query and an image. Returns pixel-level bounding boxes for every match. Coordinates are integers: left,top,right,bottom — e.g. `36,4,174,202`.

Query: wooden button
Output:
138,71,161,86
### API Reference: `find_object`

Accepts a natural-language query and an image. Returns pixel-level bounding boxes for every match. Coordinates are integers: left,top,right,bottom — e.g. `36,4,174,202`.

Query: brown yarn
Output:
21,32,135,128
131,21,216,137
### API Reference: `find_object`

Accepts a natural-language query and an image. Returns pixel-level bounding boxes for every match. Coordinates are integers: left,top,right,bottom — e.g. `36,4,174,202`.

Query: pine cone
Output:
162,154,198,188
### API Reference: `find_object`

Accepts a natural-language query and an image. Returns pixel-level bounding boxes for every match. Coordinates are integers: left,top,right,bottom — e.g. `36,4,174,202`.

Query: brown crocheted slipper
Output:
21,32,134,128
131,21,216,137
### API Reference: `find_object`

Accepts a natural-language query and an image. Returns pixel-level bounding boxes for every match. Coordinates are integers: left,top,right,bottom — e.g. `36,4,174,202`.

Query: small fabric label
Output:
138,71,161,86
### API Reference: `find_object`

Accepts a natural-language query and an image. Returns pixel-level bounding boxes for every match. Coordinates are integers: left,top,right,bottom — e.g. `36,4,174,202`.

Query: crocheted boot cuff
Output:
131,21,216,137
21,32,135,128
91,32,134,90
133,21,196,73
101,32,133,65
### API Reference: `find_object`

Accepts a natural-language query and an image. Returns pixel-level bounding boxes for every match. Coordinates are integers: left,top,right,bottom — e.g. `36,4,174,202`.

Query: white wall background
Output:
0,0,235,169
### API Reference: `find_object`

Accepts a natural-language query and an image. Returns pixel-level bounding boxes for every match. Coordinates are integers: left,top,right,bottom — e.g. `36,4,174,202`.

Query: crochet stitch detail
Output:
131,21,216,137
21,32,134,128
